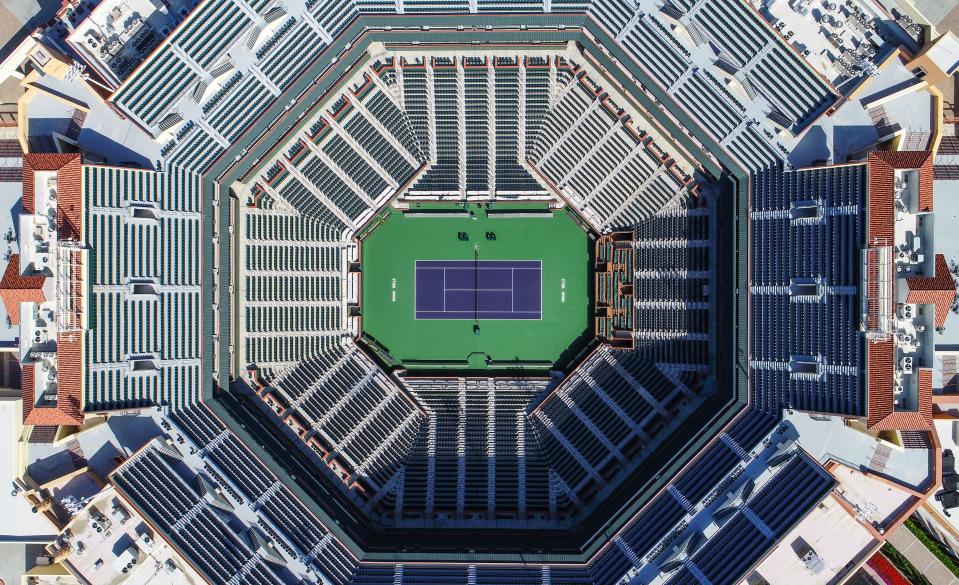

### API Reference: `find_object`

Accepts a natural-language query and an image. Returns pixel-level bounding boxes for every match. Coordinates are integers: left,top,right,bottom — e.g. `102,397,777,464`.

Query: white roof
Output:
926,32,959,76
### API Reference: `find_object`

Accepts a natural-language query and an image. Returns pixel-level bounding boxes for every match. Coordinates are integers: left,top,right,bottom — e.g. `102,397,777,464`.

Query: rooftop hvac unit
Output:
900,356,913,373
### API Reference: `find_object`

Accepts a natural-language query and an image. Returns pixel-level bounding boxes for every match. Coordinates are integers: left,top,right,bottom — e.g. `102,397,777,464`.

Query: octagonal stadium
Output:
222,36,741,553
19,0,953,581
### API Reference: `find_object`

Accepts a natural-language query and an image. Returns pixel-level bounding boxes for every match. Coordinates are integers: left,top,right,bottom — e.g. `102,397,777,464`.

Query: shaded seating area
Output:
595,232,635,346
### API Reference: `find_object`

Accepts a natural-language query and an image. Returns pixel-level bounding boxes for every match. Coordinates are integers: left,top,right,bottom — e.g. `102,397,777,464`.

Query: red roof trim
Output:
22,153,80,172
866,338,933,430
0,255,46,325
21,153,83,240
56,156,83,241
21,333,84,426
906,254,957,328
866,150,934,244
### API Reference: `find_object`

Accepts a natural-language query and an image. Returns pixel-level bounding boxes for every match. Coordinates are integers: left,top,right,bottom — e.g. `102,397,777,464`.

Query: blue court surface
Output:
415,260,542,320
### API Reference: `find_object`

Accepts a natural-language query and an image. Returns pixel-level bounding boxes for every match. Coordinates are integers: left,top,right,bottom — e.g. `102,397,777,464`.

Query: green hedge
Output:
905,517,959,578
881,543,932,585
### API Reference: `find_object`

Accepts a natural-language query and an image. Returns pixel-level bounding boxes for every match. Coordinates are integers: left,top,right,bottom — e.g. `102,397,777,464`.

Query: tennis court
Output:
415,260,542,320
359,203,592,371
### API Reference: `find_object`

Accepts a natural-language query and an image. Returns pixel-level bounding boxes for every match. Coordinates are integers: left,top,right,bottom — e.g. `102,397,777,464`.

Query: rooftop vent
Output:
128,278,160,298
127,356,159,376
790,201,822,221
126,201,159,222
790,278,821,298
790,355,821,377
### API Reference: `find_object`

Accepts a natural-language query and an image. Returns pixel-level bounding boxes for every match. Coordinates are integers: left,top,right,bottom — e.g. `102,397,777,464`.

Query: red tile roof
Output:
21,153,83,240
0,254,45,325
54,332,83,422
56,156,82,241
866,338,894,428
906,254,957,328
17,154,86,427
22,334,85,426
866,150,934,244
865,150,939,431
22,153,80,172
17,154,85,427
866,338,933,430
867,153,894,244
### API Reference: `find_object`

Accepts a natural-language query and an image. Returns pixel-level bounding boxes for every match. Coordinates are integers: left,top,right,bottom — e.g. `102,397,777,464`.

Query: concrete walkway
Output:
888,527,959,585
